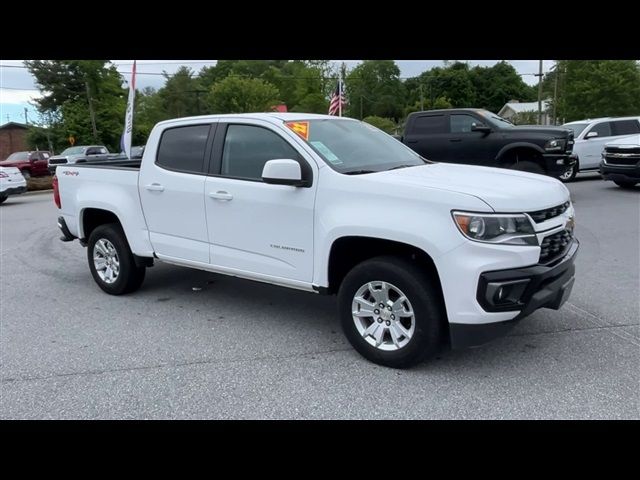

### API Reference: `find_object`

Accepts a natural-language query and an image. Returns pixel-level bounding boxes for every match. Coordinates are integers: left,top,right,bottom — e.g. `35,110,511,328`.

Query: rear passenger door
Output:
139,123,216,263
403,114,450,161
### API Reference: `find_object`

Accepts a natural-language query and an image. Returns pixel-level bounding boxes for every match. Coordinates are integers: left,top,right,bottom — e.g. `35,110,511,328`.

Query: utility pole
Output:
24,108,29,125
85,80,99,142
5,114,10,123
419,83,424,110
537,60,543,125
553,66,559,125
360,95,363,120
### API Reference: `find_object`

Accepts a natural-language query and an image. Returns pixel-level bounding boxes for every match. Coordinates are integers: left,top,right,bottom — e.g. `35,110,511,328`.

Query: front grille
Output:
539,229,573,264
48,158,68,165
528,201,570,223
604,147,640,166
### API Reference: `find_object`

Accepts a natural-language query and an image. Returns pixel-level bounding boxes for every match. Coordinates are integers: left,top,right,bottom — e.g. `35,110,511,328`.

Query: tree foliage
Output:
362,116,397,134
207,76,280,113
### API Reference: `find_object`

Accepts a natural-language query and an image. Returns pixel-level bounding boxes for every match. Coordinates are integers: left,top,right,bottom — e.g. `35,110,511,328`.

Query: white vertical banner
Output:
122,60,136,158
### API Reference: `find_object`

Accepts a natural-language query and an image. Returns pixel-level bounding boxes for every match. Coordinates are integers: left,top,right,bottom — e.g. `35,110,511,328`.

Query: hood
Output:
0,158,21,166
367,163,570,212
606,134,640,147
509,125,572,136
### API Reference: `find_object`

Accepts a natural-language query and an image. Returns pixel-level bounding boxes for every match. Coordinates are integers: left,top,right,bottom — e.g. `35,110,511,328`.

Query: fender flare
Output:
495,142,545,162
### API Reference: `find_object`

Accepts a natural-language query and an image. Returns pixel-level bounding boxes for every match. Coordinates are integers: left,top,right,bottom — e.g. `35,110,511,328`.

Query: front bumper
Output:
1,185,27,196
543,153,576,177
449,239,579,349
599,161,640,183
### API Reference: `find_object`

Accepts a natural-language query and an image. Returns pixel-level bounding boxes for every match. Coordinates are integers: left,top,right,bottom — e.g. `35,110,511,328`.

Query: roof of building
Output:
498,101,551,116
0,122,29,131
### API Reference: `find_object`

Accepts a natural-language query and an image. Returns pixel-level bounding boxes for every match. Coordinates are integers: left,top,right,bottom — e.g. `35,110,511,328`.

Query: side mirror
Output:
585,131,598,139
262,159,306,187
471,123,491,133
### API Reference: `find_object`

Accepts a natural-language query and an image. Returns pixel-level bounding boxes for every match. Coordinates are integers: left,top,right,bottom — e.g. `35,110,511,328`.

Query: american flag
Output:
328,80,346,116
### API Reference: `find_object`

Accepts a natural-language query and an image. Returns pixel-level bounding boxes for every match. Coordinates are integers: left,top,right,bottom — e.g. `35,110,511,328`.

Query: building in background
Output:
0,122,29,160
498,100,552,125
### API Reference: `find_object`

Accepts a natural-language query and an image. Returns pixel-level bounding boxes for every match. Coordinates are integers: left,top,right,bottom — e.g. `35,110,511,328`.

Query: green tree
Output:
470,61,536,113
346,61,405,120
207,76,280,113
362,116,397,134
24,60,126,151
549,60,640,122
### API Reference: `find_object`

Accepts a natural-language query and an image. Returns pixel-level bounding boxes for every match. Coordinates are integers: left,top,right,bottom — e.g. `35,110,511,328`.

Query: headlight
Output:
452,212,538,246
545,138,566,152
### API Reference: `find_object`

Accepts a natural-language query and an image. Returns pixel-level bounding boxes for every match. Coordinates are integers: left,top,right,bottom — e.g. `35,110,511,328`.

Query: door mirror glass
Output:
262,159,304,186
585,131,599,139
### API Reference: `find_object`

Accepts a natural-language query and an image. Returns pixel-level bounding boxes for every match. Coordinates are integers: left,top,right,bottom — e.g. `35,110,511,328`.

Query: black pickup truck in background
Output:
401,108,576,178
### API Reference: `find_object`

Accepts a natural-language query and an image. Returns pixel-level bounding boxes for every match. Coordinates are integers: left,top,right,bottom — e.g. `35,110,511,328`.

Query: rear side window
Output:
411,115,447,134
221,124,300,181
157,125,210,174
588,122,611,137
611,119,640,136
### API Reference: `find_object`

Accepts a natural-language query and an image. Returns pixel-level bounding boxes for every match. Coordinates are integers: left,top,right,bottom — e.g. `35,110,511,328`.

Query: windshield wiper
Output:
342,169,378,175
387,164,420,171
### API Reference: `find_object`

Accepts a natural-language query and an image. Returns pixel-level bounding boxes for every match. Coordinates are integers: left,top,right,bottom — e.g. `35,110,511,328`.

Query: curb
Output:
24,189,53,196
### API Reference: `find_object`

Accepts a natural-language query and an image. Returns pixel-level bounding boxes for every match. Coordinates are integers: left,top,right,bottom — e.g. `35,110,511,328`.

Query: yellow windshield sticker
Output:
285,121,310,141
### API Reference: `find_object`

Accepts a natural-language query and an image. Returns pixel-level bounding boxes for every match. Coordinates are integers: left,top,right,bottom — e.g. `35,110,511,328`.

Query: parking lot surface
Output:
1,175,638,419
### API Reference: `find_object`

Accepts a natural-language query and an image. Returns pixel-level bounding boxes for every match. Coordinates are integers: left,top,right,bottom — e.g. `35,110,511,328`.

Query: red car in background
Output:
0,151,51,179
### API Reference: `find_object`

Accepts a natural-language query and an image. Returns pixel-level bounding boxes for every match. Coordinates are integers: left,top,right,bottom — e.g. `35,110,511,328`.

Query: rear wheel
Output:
0,194,7,204
87,223,146,295
338,256,446,368
614,180,638,189
510,160,545,175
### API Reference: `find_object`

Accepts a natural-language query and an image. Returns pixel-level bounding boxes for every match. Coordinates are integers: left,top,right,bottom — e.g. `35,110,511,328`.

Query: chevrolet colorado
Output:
53,113,579,368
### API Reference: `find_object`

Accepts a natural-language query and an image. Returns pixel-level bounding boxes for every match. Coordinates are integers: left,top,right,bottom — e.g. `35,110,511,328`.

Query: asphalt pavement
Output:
0,174,638,419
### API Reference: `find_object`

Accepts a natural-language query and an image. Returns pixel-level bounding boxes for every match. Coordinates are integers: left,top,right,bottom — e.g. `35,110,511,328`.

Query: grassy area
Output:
27,175,53,192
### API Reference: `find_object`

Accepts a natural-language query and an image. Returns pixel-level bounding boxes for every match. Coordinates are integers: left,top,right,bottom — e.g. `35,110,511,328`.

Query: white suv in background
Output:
560,116,640,182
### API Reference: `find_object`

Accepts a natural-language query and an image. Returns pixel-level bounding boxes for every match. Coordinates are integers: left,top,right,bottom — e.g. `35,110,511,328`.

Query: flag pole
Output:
338,63,343,117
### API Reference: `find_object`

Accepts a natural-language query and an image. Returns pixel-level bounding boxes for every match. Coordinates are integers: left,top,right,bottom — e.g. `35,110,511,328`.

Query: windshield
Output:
60,147,85,155
562,123,588,137
293,119,427,174
478,110,515,128
6,152,29,161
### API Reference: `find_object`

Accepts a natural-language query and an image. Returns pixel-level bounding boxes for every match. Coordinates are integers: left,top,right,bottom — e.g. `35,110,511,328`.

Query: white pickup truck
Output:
53,113,579,368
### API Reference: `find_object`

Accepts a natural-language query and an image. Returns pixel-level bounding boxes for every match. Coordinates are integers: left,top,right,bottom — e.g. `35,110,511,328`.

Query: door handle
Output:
145,183,165,192
449,138,462,142
209,191,233,201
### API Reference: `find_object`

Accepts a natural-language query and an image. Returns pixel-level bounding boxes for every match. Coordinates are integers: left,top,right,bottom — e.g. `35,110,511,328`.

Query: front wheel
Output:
21,170,31,180
87,223,146,295
338,256,446,368
510,160,545,175
558,163,577,182
614,180,638,189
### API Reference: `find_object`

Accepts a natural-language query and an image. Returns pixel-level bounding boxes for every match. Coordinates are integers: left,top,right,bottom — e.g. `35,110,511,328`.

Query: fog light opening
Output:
486,279,530,307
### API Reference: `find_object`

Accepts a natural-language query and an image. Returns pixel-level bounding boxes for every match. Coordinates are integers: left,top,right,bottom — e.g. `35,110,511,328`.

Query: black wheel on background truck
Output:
558,162,577,182
21,170,31,180
0,194,7,204
337,256,446,369
510,160,545,175
87,223,146,295
614,180,638,188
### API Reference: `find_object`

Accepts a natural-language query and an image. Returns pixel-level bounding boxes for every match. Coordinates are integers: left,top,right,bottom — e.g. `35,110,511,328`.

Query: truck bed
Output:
73,157,142,170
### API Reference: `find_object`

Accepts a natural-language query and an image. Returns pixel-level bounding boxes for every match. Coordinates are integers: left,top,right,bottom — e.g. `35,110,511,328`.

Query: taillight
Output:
52,175,61,209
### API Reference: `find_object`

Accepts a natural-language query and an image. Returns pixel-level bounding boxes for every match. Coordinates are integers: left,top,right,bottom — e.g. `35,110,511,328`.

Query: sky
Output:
0,60,552,125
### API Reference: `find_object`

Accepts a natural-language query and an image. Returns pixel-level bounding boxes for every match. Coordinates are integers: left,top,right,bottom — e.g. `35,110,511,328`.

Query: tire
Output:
21,170,31,180
0,194,7,204
614,180,638,189
87,223,146,295
510,161,545,175
558,162,577,182
338,256,446,369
